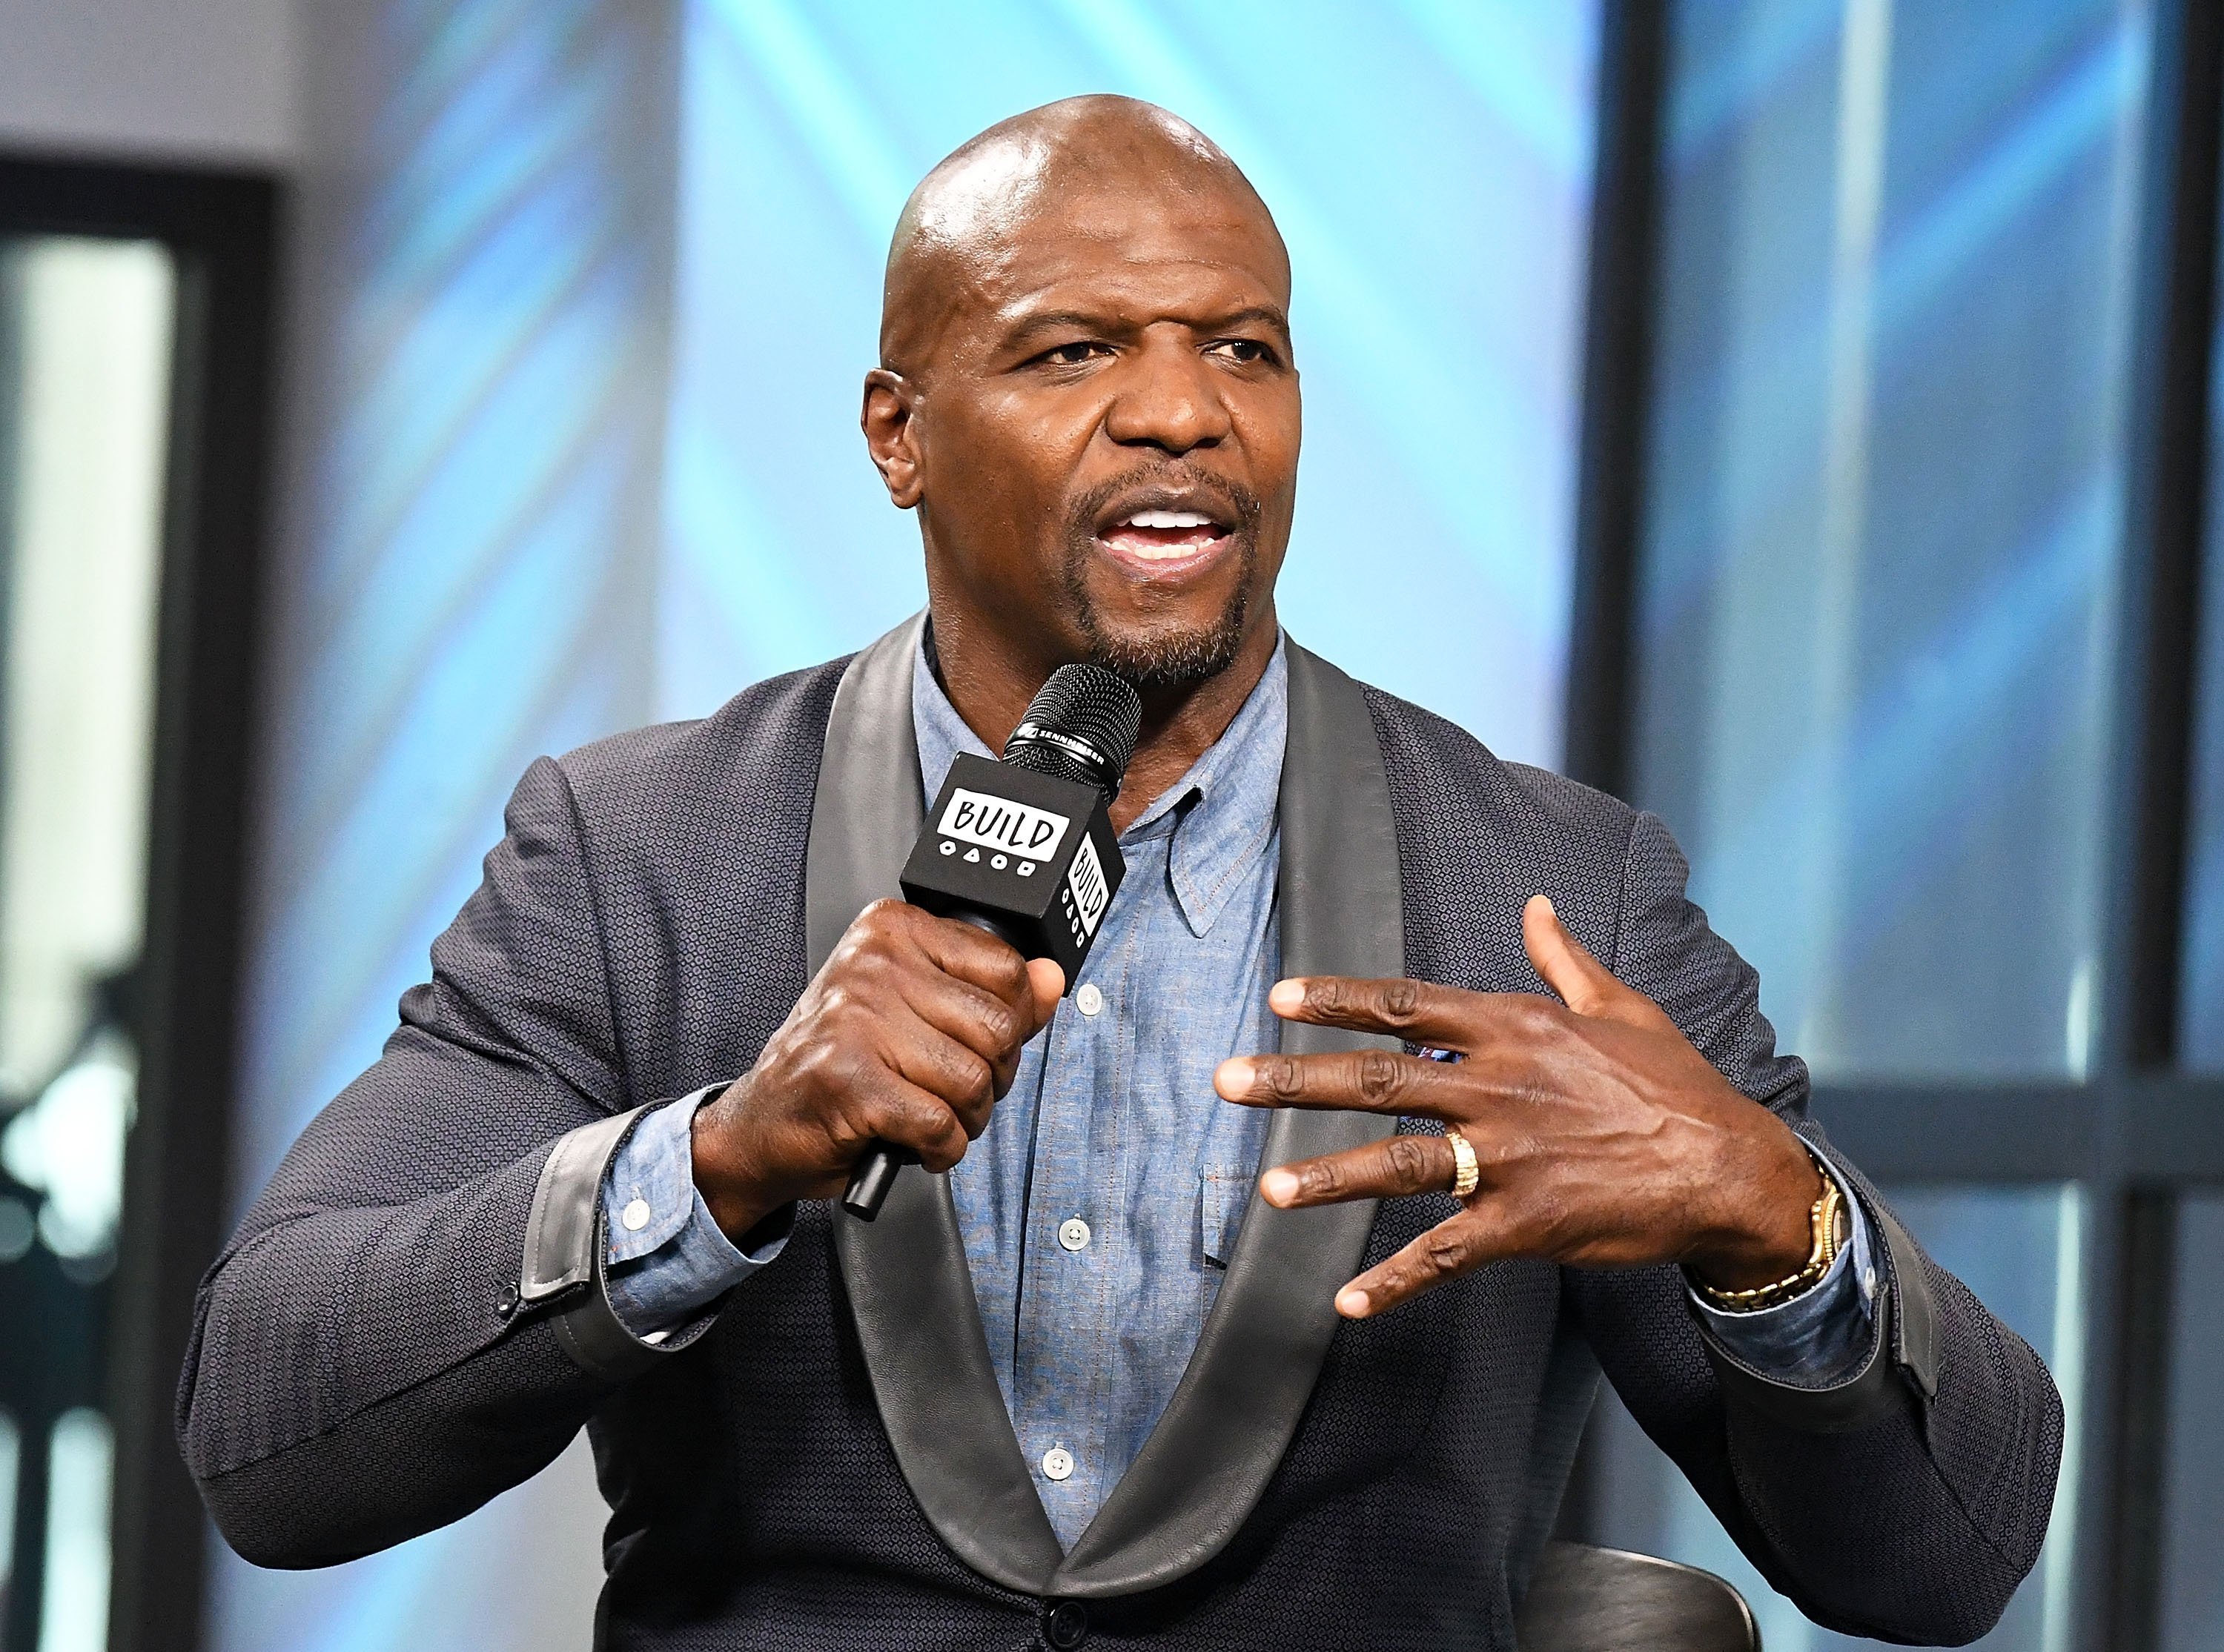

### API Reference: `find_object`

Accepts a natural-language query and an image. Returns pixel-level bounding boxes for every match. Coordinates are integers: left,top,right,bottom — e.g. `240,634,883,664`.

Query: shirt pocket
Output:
1199,1167,1255,1267
1197,1167,1255,1321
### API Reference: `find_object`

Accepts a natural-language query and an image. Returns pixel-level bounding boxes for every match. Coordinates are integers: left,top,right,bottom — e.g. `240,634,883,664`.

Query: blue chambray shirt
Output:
595,632,1875,1546
924,640,1285,1545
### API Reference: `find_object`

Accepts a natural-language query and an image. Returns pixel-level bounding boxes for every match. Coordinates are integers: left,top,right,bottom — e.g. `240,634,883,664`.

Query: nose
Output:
1102,334,1232,457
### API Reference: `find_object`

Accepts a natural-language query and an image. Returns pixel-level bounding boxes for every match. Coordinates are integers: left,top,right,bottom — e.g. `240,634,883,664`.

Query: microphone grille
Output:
1002,663,1143,795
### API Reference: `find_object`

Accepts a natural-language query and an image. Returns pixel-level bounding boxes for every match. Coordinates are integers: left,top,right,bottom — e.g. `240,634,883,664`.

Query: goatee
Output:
1060,468,1262,693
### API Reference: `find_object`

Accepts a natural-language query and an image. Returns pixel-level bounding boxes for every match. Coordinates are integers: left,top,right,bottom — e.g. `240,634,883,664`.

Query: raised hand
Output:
692,899,1065,1239
1212,894,1819,1318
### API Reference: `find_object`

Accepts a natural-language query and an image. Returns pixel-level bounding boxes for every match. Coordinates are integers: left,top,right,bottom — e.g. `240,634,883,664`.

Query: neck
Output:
930,604,1279,833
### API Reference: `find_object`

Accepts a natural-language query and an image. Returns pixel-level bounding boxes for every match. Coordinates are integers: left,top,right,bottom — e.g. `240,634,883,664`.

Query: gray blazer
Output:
179,619,2063,1649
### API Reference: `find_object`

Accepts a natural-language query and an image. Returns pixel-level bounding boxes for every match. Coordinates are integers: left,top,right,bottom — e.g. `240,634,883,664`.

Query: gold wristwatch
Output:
1694,1150,1847,1314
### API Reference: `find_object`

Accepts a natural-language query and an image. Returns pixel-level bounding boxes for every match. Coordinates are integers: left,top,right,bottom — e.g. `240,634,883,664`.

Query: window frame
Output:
0,154,280,1652
1561,3,2224,1647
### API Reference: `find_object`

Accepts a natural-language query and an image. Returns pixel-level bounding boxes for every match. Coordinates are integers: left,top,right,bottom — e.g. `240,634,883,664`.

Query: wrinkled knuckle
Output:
1302,1159,1346,1199
1380,979,1422,1027
1422,1229,1468,1276
1384,1135,1434,1190
981,1001,1022,1051
1264,1058,1305,1101
856,898,907,936
1357,1051,1404,1105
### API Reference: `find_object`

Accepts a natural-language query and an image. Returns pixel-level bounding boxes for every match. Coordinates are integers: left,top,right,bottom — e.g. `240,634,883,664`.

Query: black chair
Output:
1515,1542,1760,1652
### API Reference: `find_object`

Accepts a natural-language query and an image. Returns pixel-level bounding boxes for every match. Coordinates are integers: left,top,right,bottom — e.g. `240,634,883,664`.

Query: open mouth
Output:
1093,500,1237,574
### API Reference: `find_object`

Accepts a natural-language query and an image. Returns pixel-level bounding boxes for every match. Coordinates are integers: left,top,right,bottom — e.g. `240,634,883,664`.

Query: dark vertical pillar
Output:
1563,0,1670,798
8,1413,49,1652
2092,0,2223,1645
104,170,282,1652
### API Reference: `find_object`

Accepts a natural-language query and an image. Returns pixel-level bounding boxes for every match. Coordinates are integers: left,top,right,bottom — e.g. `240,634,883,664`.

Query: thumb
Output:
1520,895,1623,1018
1027,958,1067,1029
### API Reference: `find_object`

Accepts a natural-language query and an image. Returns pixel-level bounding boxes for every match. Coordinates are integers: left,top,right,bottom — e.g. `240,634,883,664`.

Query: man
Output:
182,98,2060,1649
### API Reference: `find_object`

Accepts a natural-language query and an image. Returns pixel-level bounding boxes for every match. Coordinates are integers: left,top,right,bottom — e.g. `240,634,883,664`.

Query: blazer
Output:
179,617,2062,1650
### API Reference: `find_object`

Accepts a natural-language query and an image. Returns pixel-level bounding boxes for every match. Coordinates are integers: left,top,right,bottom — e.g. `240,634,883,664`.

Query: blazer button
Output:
1044,1599,1089,1649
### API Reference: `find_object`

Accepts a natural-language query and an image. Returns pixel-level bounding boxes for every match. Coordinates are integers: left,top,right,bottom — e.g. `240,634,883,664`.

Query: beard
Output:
1059,467,1265,693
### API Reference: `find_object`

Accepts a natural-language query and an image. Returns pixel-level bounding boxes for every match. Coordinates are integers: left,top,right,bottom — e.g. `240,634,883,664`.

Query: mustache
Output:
1065,465,1265,541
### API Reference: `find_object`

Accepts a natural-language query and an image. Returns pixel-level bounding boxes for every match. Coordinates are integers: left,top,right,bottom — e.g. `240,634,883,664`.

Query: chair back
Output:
1515,1541,1759,1652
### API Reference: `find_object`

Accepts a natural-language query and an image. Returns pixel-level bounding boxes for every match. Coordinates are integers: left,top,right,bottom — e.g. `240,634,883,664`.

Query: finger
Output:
898,969,1036,1080
1520,894,1674,1030
1519,895,1617,1016
898,904,1039,1006
1027,958,1065,1029
882,1024,998,1138
1214,1049,1469,1115
1263,975,1505,1050
847,1072,973,1172
1258,1134,1460,1209
1334,1207,1510,1318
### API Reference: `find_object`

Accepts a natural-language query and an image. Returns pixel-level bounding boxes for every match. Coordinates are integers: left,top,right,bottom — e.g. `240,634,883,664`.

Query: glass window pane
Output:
0,234,173,1651
38,1408,110,1652
2157,1194,2224,1651
1586,1184,2083,1651
1632,0,2151,1079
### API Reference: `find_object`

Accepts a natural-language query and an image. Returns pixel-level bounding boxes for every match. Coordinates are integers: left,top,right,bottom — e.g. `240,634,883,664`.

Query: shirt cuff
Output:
600,1086,790,1336
1687,1156,1877,1387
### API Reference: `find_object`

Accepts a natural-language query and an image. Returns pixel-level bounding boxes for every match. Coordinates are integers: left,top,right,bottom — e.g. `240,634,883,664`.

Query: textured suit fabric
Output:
179,655,2061,1649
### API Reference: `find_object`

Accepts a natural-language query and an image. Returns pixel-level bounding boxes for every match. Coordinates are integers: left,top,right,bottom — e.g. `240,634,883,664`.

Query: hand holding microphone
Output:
689,664,1142,1240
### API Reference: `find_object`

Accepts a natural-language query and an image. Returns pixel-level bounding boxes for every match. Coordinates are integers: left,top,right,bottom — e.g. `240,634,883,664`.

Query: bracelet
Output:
1694,1150,1844,1314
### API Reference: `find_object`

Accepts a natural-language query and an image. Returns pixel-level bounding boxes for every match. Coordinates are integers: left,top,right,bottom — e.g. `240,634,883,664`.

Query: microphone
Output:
840,663,1143,1220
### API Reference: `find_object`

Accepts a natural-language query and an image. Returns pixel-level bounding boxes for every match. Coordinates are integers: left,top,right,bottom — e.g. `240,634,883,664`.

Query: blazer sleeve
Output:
176,757,701,1568
1562,809,2065,1646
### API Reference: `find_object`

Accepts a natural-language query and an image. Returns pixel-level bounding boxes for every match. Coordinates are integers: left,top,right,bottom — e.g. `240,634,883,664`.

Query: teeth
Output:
1122,509,1215,530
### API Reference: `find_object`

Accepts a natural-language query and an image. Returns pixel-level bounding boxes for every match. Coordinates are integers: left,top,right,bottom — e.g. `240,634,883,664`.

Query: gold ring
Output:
1445,1128,1479,1198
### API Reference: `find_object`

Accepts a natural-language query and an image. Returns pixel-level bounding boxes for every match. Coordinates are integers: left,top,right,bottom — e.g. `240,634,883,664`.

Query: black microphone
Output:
840,663,1142,1220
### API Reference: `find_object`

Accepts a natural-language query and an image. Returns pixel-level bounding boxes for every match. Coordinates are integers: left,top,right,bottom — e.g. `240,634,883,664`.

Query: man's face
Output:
874,170,1300,691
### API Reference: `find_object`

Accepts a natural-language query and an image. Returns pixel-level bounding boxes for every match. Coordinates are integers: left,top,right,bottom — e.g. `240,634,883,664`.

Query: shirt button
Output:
1058,1217,1091,1253
1076,983,1105,1017
620,1198,652,1232
1041,1446,1075,1482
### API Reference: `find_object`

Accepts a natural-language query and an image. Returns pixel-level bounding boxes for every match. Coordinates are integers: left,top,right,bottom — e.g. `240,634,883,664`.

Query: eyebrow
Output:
1003,303,1293,348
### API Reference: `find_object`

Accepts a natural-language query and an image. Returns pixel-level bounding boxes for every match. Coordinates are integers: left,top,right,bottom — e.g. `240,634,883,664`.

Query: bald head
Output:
860,94,1300,749
880,96,1287,374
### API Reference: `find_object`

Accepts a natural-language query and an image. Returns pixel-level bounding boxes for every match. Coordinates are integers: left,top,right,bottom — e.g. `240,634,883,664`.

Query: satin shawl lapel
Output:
812,614,1067,1595
1053,640,1404,1598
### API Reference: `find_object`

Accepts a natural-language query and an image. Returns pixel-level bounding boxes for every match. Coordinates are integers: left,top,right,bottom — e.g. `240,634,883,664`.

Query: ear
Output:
861,368,924,509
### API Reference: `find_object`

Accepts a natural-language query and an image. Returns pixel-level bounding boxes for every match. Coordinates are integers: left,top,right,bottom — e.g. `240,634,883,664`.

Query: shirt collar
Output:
912,632,1288,938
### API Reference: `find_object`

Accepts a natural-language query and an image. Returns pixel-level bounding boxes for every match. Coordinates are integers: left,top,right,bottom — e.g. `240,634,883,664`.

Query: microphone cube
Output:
900,752,1125,986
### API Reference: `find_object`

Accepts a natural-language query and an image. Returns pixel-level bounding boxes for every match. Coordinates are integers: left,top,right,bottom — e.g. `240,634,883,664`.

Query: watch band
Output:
1695,1149,1845,1314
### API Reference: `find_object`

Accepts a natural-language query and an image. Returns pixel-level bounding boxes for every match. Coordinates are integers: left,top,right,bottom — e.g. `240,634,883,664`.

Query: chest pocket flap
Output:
1200,1167,1254,1269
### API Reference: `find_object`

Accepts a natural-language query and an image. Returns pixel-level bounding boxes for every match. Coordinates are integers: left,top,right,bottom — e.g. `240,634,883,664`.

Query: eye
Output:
1208,337,1279,367
1031,340,1111,368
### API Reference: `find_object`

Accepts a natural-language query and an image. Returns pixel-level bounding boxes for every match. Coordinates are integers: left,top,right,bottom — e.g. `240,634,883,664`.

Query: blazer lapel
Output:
1054,640,1404,1598
810,612,1068,1596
